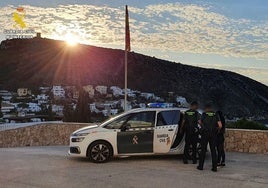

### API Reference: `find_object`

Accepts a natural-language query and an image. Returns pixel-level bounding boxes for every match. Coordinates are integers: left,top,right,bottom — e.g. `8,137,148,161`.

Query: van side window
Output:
104,114,131,129
126,111,156,128
157,110,180,126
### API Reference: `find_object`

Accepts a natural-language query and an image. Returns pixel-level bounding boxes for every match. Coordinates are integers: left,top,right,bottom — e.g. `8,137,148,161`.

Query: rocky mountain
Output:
0,38,267,118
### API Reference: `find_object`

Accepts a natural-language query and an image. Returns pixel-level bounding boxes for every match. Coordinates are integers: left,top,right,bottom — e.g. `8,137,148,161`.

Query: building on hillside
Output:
176,96,188,107
17,111,26,117
106,94,113,98
110,109,118,115
27,102,41,112
52,104,64,115
110,86,123,97
36,32,41,38
102,109,119,117
36,94,49,104
17,88,31,97
95,86,107,95
103,101,118,109
83,85,95,97
119,99,132,111
89,103,99,113
37,94,49,100
0,90,12,101
154,96,161,101
39,87,50,94
1,102,15,115
140,92,155,100
139,103,146,108
123,88,136,98
72,90,79,99
51,86,65,98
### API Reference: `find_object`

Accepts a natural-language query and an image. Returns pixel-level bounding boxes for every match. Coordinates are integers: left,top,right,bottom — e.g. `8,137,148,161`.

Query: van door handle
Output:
168,129,174,131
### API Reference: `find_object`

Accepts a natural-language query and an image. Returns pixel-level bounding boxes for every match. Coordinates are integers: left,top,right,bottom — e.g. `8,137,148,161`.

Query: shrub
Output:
226,119,268,130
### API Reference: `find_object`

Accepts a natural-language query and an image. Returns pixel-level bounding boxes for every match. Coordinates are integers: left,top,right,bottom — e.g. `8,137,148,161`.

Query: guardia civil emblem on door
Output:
132,135,138,144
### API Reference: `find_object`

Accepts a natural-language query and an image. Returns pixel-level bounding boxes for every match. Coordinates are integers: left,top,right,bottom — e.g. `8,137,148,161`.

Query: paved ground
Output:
0,146,267,188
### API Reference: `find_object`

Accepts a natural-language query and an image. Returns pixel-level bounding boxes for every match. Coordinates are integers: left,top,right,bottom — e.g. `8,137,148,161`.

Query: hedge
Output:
226,119,268,130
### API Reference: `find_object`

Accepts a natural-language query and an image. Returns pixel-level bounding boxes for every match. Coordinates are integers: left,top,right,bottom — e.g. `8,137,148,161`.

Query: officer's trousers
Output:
198,133,217,170
183,133,198,162
216,133,225,163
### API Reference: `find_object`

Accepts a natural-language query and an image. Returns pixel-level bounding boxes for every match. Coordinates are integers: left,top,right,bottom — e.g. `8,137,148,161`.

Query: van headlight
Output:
75,132,89,137
71,137,85,142
72,130,90,137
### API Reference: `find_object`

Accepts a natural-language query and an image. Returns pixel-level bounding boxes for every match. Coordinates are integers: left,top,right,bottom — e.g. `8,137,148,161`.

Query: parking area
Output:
0,146,267,188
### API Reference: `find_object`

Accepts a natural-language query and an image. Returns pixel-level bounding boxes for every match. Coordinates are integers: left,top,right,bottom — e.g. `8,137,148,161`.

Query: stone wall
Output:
0,123,88,148
225,129,268,154
0,123,267,154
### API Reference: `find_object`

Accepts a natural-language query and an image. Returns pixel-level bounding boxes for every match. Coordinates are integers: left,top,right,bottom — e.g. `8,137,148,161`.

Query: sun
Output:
65,33,78,46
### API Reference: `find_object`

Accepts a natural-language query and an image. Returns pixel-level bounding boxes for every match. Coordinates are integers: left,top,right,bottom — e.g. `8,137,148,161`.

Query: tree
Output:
47,103,55,121
74,89,91,123
0,96,3,119
63,102,75,122
18,102,29,109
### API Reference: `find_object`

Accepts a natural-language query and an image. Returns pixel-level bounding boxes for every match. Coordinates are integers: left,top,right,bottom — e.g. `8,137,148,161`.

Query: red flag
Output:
125,5,131,52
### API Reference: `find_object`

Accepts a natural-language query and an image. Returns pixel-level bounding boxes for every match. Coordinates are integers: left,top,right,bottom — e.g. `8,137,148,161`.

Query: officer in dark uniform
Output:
216,111,226,166
197,103,222,172
181,101,201,164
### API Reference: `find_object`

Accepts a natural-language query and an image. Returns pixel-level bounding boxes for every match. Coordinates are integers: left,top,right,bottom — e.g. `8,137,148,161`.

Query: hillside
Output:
0,38,267,118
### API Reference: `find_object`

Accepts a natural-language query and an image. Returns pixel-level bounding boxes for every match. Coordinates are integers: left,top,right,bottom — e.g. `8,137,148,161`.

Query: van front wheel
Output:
87,141,112,163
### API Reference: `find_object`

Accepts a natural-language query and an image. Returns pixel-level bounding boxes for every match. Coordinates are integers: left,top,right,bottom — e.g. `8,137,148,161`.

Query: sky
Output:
0,0,267,85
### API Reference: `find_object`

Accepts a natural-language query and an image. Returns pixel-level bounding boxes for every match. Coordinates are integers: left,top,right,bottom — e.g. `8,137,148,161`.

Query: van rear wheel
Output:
87,141,112,163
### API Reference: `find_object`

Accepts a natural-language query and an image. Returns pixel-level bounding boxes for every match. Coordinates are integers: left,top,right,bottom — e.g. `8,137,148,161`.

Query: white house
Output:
123,88,136,97
110,86,123,97
72,91,79,99
36,94,49,104
52,104,64,115
17,88,31,97
140,92,155,99
139,103,146,108
119,99,132,111
102,110,109,116
176,96,188,107
0,90,12,101
83,85,95,97
27,102,41,112
1,102,15,114
39,87,50,94
51,86,65,98
110,109,118,115
95,86,107,95
89,103,99,113
102,109,119,117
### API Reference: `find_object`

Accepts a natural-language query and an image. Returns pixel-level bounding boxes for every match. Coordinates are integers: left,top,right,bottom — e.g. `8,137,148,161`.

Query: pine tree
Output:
0,96,3,119
75,89,91,123
63,102,74,122
47,103,54,121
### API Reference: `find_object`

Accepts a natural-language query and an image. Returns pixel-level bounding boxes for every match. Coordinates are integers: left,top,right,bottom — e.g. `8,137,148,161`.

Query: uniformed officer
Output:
197,103,222,172
216,111,226,166
181,101,201,164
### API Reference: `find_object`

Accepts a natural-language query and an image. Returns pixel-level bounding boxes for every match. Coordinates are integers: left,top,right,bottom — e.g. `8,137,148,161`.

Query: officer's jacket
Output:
201,111,220,134
183,109,200,133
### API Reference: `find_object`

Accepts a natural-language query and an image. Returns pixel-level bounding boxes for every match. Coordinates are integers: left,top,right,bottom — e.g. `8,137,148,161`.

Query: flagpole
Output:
124,5,130,112
124,43,128,112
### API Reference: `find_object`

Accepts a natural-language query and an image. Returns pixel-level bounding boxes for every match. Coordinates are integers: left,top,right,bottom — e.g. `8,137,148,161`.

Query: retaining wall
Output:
0,123,267,154
225,129,268,154
0,123,87,147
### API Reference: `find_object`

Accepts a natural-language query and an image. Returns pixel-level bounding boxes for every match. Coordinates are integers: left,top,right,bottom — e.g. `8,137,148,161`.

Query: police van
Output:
69,108,201,163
